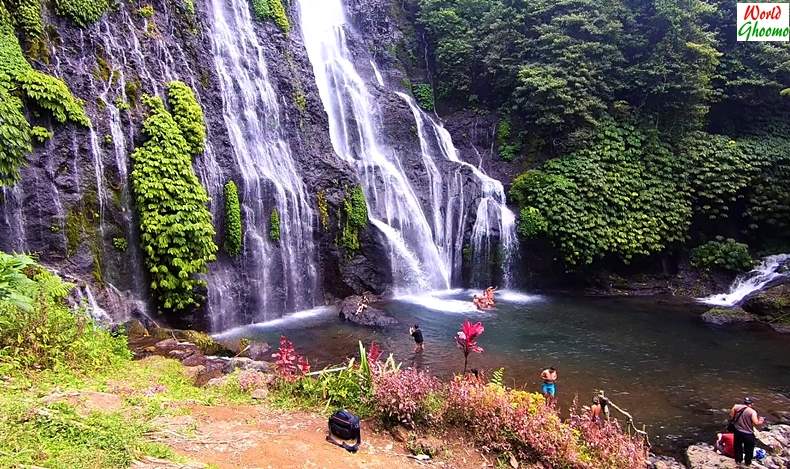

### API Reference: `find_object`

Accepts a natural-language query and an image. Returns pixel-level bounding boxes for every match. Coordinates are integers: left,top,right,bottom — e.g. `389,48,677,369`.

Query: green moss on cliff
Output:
131,86,217,312
223,180,243,256
250,0,290,33
52,0,110,27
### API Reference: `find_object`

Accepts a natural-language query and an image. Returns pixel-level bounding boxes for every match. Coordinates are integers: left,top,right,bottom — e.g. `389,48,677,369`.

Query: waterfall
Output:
206,0,320,329
699,254,790,306
298,0,517,290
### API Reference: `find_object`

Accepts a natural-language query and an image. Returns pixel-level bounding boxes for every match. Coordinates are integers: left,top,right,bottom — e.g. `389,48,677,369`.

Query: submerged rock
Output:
339,295,398,327
647,453,686,469
701,307,756,325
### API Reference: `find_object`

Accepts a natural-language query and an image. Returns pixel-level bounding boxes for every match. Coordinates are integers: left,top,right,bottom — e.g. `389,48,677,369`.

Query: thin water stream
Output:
218,291,790,455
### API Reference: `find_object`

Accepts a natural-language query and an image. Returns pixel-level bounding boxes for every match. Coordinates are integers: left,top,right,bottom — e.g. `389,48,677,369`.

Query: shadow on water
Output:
218,290,790,455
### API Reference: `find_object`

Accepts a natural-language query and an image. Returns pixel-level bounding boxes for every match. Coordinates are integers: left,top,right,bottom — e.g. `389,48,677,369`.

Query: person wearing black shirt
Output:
409,324,424,353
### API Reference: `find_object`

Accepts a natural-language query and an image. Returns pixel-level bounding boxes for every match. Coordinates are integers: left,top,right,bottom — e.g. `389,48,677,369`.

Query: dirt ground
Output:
145,404,490,469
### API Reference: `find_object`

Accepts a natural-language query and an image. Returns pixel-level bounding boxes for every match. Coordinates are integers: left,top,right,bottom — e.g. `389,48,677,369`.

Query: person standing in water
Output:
540,366,558,407
729,397,765,466
409,324,424,353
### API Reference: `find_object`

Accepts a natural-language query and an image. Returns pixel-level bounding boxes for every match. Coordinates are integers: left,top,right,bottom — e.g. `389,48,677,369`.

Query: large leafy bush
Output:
131,84,217,312
52,0,110,26
223,181,243,256
690,239,754,272
510,121,691,267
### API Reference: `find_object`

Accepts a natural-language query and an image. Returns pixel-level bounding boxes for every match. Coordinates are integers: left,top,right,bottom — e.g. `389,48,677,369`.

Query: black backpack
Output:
326,409,361,453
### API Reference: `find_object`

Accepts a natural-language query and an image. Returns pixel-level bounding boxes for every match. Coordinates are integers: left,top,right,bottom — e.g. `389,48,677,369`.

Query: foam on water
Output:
213,306,336,338
498,290,544,304
396,291,480,314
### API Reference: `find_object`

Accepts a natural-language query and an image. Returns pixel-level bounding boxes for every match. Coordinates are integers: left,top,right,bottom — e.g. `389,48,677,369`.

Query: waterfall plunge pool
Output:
217,291,790,455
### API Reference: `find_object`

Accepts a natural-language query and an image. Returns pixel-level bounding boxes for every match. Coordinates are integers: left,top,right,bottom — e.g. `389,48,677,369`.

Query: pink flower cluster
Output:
372,367,442,428
271,335,310,381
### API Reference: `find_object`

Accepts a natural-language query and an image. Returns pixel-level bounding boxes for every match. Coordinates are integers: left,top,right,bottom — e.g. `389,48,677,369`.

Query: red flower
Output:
367,340,383,363
456,320,484,373
272,335,310,380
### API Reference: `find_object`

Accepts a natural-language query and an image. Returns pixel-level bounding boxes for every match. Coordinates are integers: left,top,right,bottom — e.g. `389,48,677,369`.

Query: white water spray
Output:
699,254,790,306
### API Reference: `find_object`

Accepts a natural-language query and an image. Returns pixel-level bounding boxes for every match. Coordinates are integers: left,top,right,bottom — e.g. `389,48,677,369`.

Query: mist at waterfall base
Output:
217,291,790,455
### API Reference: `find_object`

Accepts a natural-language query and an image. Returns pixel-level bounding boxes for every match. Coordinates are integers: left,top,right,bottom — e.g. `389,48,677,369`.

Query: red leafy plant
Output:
272,335,310,381
367,340,382,363
372,368,444,428
455,320,484,373
444,376,646,468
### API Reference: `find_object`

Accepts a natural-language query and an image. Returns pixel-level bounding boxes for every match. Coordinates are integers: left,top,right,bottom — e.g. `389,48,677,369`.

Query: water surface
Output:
218,290,790,454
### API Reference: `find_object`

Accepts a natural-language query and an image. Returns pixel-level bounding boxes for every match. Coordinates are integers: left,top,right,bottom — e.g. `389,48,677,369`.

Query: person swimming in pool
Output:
540,366,557,407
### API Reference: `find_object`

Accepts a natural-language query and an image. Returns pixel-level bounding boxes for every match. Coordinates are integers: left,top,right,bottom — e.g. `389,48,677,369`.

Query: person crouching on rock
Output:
409,324,424,353
729,397,765,466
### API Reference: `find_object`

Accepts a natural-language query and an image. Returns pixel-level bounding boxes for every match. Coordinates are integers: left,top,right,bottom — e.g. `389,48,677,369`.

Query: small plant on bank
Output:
372,368,443,428
690,238,755,272
272,336,310,381
112,237,128,252
455,320,484,374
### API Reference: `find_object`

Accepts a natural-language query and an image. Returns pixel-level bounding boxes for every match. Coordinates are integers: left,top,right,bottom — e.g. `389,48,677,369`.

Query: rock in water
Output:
647,453,686,469
742,284,790,333
339,295,398,327
701,307,756,325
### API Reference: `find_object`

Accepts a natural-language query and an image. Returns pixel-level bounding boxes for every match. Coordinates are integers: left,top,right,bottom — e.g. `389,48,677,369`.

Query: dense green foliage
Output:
412,83,434,111
269,208,281,242
166,81,206,156
131,85,217,312
690,239,754,272
250,0,290,32
339,186,368,252
52,0,110,27
224,181,243,256
0,3,89,187
417,0,790,268
510,121,691,266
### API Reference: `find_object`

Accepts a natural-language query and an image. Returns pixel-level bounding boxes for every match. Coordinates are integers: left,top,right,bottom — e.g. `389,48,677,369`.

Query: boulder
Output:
339,295,398,327
685,443,737,468
182,365,205,384
389,425,411,443
123,319,149,340
757,424,790,457
251,388,269,400
195,360,226,386
742,284,790,319
647,454,686,469
181,352,207,367
223,357,253,373
408,436,445,457
701,307,756,326
154,338,179,353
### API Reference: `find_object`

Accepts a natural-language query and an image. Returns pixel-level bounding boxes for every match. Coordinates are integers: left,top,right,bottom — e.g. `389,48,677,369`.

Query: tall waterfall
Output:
700,254,790,306
297,0,517,292
206,0,320,329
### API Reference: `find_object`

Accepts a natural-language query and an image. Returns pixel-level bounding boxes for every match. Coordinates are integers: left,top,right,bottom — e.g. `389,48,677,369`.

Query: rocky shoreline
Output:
702,282,790,334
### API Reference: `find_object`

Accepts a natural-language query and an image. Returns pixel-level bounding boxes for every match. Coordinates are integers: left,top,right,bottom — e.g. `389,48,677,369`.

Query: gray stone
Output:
685,443,737,469
339,295,398,327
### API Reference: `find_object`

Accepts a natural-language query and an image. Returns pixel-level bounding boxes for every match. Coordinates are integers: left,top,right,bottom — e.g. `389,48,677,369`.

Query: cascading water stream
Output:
699,254,790,306
298,0,517,291
298,0,449,292
206,0,320,329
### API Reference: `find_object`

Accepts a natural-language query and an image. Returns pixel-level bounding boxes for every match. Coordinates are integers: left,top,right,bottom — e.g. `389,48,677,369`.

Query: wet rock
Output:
123,319,149,340
154,339,179,353
183,365,205,384
223,357,252,373
647,453,686,469
758,424,790,457
339,295,398,327
246,342,271,361
742,284,790,319
181,352,207,367
685,443,737,468
701,307,756,325
195,360,227,386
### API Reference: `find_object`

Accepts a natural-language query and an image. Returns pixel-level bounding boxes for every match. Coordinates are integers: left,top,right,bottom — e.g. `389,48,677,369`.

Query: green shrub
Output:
6,0,44,54
137,4,154,18
224,181,243,256
0,4,89,187
496,118,520,161
166,81,206,156
112,237,127,252
269,208,280,242
52,0,110,26
412,83,434,111
0,252,130,373
250,0,290,32
690,239,755,272
339,186,368,252
180,330,225,355
131,89,217,312
517,206,547,239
